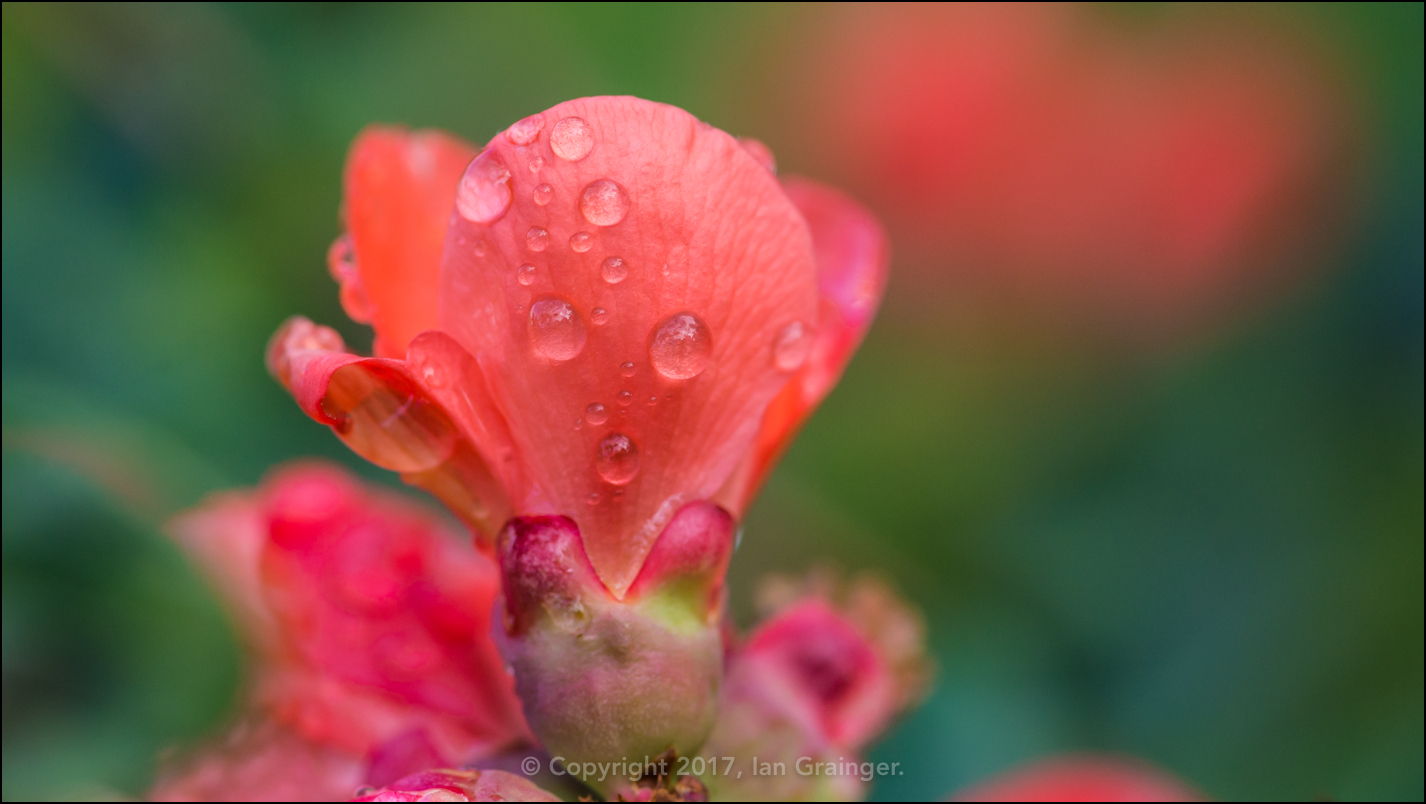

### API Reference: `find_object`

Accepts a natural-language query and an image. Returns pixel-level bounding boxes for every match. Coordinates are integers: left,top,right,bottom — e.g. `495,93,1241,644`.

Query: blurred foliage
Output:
2,3,1421,801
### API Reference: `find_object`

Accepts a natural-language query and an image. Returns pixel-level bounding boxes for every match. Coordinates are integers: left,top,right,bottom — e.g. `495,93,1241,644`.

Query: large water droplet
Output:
619,361,636,377
529,297,586,361
591,307,610,326
601,257,628,284
517,264,537,286
580,179,630,227
569,231,594,253
456,159,512,224
550,117,594,161
505,114,545,146
648,312,713,379
526,227,549,252
586,403,609,425
773,320,813,372
596,433,640,485
533,183,553,206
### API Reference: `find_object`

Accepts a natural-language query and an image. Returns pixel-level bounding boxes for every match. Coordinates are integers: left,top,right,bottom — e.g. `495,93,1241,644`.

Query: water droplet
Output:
591,307,610,325
648,312,713,379
574,417,584,430
456,159,512,224
586,491,602,506
569,231,594,253
617,390,633,406
596,433,640,484
473,240,489,257
528,297,586,361
661,263,671,277
601,257,628,284
532,183,553,206
586,403,609,425
526,227,549,252
619,361,636,377
773,320,813,372
517,264,537,286
505,114,545,146
550,117,594,161
420,363,448,389
580,179,630,227
645,395,659,407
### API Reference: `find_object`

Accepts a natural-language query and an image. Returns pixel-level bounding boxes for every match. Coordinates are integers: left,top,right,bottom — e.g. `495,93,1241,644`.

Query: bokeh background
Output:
2,3,1421,800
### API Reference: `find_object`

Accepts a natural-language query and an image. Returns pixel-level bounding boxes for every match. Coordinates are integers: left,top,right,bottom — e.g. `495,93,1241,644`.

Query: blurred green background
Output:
2,3,1421,801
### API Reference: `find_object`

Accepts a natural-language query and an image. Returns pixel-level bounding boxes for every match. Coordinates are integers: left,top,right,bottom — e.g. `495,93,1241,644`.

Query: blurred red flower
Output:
953,754,1203,802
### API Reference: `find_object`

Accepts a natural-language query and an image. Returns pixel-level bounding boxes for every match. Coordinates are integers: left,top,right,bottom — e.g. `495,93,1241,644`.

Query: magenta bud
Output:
494,503,734,793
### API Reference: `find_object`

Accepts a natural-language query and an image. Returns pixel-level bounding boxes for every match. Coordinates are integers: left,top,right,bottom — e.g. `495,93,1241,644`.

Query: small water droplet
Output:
550,117,594,161
661,263,671,277
586,491,601,506
530,156,545,173
580,179,630,226
574,417,584,430
645,395,659,407
617,390,633,406
648,312,713,380
473,239,489,256
569,231,594,253
586,403,609,425
505,114,545,146
517,264,537,286
528,297,586,361
456,158,512,224
619,361,636,377
591,307,610,325
773,320,813,372
526,227,549,252
533,183,553,206
596,433,640,484
601,256,628,284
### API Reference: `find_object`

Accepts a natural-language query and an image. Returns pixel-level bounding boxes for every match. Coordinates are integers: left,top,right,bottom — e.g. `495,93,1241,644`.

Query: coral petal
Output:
439,97,818,595
342,127,479,358
717,178,889,515
953,755,1204,802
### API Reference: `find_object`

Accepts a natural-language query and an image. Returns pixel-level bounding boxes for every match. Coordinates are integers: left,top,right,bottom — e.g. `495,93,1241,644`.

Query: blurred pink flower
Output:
150,462,528,800
952,754,1203,802
784,4,1346,338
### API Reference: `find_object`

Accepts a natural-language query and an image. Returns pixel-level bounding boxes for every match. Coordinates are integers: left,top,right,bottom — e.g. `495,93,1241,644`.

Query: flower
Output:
350,768,560,802
698,572,930,802
268,96,888,775
776,4,1345,339
951,755,1203,802
149,462,529,800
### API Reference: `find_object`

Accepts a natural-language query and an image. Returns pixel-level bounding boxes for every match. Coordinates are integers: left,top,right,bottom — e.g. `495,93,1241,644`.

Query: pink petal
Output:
717,177,889,515
350,768,561,802
953,755,1204,802
167,463,529,763
438,97,819,596
337,127,479,358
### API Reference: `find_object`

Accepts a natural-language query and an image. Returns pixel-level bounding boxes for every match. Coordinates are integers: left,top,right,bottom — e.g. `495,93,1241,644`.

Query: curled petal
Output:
952,755,1204,802
718,177,890,515
339,127,479,358
351,768,560,802
439,96,819,596
266,316,511,535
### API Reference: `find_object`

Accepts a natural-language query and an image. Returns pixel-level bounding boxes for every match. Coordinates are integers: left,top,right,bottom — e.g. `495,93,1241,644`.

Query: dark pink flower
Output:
152,462,528,799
